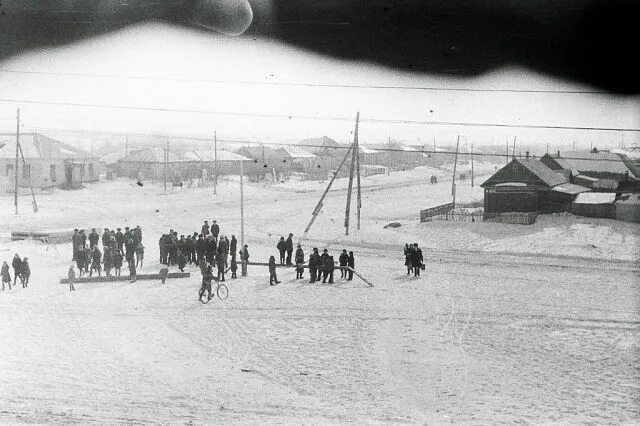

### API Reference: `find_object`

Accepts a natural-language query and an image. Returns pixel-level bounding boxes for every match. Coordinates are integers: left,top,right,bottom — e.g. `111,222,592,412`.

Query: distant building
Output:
274,146,316,174
182,150,251,179
236,146,290,182
116,147,187,181
481,157,590,214
0,133,100,191
540,150,640,190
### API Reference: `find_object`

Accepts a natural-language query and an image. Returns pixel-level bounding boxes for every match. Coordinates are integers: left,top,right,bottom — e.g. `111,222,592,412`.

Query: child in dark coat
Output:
268,255,280,285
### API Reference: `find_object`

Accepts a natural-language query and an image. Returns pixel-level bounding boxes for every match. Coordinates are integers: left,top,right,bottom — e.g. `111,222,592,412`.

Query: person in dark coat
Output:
285,233,294,265
411,243,423,277
201,221,210,237
206,235,216,264
346,251,354,281
88,228,99,248
115,228,125,252
324,256,335,284
101,228,110,248
2,261,12,290
215,250,226,282
75,245,86,277
134,225,142,243
200,264,214,301
113,249,123,276
83,246,91,274
20,258,30,287
268,255,280,285
404,243,414,275
218,236,228,268
338,249,348,279
67,264,76,291
12,254,22,287
295,245,304,279
135,242,145,268
159,266,169,284
159,234,167,265
177,250,187,272
230,256,237,279
185,235,194,265
239,244,249,276
196,234,206,264
72,229,79,261
230,235,237,261
210,220,220,238
277,237,287,265
128,258,137,283
90,246,102,277
319,249,330,282
79,229,87,249
103,247,113,277
308,248,320,283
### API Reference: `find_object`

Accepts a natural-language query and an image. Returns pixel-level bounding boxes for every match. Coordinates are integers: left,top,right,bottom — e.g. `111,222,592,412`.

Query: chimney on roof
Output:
525,151,529,158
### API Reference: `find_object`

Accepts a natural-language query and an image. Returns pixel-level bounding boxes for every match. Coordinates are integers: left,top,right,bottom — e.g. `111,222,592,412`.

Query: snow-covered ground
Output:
1,166,639,424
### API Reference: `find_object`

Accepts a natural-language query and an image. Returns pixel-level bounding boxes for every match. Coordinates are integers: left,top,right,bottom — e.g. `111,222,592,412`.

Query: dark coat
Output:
20,261,30,277
202,224,210,236
285,236,293,252
92,248,102,264
115,231,124,246
347,254,354,268
319,253,330,270
277,240,286,253
230,237,237,255
12,256,22,271
215,253,225,271
410,248,423,267
268,258,277,274
210,223,220,237
295,248,304,264
309,252,320,268
113,251,123,268
89,232,99,247
404,246,413,266
1,264,10,281
339,252,348,266
196,237,206,254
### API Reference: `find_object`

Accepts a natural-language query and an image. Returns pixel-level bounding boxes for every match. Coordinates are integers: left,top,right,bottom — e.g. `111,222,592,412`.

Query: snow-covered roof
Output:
574,192,616,204
552,183,591,195
545,151,639,177
0,133,95,160
277,146,316,158
616,193,640,205
119,147,184,163
359,146,380,154
182,150,251,162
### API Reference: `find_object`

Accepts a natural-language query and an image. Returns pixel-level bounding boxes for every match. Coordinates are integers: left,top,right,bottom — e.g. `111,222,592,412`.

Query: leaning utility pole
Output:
213,131,218,195
14,108,20,215
344,112,359,236
240,158,246,276
512,136,517,159
451,135,460,209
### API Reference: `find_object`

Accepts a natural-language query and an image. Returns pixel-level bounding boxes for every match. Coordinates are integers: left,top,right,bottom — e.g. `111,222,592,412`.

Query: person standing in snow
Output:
103,247,113,277
230,256,238,279
308,248,320,283
230,235,237,262
88,228,99,248
210,220,220,239
115,227,125,253
285,233,294,265
128,258,137,283
338,249,348,279
411,243,423,277
295,244,305,279
240,244,249,276
113,249,123,277
20,258,30,287
135,242,145,268
404,243,414,275
12,254,22,287
67,264,76,291
268,255,280,285
177,250,187,272
2,261,12,290
346,251,355,281
215,249,226,282
276,237,287,265
201,220,210,238
90,246,102,277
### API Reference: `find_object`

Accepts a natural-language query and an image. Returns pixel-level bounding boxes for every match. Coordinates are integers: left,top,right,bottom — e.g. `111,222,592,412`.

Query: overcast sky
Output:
0,23,638,153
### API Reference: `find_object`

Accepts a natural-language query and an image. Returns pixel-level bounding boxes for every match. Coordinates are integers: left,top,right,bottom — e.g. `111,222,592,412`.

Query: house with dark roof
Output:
181,150,252,179
481,157,590,214
540,150,640,190
116,147,187,181
0,133,100,190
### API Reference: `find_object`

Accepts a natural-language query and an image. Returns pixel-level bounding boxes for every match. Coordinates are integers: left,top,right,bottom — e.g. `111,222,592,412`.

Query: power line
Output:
10,126,636,164
1,97,639,133
0,69,610,95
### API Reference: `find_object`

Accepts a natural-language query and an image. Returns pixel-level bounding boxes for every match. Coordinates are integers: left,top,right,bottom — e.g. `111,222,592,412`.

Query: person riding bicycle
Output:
199,264,215,301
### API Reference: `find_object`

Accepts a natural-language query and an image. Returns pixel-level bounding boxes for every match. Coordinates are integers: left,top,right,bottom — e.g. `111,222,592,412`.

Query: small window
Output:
6,164,13,176
22,164,31,179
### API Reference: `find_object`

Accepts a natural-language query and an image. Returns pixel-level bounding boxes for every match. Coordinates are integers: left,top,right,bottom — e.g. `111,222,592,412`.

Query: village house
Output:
115,147,187,181
0,133,100,191
182,149,252,179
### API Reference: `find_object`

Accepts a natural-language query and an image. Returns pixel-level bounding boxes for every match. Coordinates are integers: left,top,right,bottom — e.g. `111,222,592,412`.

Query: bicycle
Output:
199,277,228,304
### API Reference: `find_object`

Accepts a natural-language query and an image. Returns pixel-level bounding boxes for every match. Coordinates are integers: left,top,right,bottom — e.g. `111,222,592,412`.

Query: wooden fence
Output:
420,203,455,222
483,211,538,225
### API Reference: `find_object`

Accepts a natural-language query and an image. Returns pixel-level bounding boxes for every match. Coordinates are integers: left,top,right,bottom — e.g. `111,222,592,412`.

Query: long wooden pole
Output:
471,143,475,188
452,135,460,209
302,138,356,237
356,134,362,230
512,136,517,158
17,140,38,212
344,112,359,236
213,130,218,195
14,108,19,215
240,158,245,276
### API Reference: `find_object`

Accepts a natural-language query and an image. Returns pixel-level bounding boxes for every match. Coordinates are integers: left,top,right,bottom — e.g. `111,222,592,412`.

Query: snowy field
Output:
1,165,639,424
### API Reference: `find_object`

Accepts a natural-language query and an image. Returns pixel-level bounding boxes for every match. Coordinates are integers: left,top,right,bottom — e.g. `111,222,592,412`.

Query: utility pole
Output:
344,112,359,236
387,136,391,175
163,139,168,191
512,136,517,158
471,143,475,188
213,130,218,195
451,135,460,209
356,132,362,230
14,108,20,215
240,158,246,276
506,140,509,166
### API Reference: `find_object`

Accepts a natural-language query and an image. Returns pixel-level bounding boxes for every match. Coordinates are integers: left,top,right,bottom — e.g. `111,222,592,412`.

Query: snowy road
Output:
1,169,638,423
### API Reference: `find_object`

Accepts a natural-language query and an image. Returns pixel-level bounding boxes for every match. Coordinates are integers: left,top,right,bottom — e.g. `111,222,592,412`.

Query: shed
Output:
615,193,640,223
571,192,616,219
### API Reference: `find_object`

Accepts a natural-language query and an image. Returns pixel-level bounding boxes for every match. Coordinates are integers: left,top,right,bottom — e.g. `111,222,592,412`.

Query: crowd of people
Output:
404,243,424,277
70,226,143,282
1,254,30,290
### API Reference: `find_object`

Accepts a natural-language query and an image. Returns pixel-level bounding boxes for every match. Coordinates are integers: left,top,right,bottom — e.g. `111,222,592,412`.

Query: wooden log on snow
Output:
59,272,190,284
246,263,374,287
